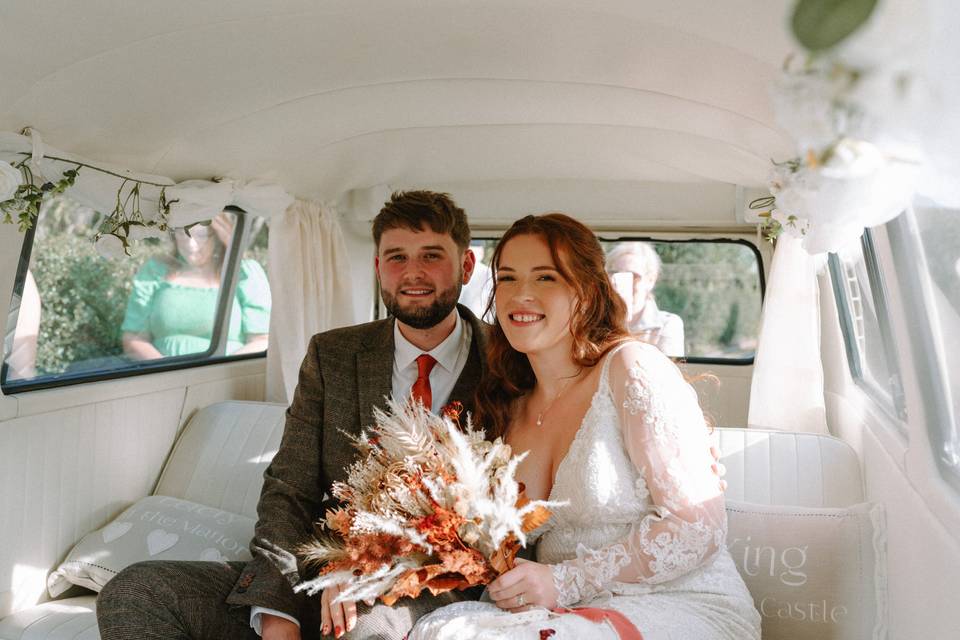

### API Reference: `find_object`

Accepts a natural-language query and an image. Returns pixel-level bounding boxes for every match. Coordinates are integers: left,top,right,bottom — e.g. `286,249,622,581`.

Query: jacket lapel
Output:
356,320,395,431
449,305,490,414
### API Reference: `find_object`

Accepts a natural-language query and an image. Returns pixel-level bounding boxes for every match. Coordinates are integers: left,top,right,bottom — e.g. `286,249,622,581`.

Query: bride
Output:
411,214,760,639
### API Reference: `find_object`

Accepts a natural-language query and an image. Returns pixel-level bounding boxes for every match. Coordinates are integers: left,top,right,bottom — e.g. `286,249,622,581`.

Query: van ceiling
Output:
0,0,795,223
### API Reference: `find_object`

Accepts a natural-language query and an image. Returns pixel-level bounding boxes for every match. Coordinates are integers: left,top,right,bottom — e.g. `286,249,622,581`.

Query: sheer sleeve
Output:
551,342,726,606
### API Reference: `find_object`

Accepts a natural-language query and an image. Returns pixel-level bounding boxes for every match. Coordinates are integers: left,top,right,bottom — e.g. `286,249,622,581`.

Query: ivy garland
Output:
0,151,178,255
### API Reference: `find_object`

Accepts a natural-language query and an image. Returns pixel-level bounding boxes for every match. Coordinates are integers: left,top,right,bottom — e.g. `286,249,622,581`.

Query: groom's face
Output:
376,226,476,329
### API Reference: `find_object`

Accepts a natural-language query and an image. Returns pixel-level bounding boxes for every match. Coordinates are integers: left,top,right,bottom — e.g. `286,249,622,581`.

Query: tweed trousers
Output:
96,560,477,640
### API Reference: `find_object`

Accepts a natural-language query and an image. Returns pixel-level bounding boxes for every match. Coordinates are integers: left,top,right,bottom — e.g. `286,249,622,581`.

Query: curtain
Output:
747,235,829,434
265,199,355,403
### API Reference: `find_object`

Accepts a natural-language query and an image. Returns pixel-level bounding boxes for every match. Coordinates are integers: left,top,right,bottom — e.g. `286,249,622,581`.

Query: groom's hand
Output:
488,558,558,612
320,584,357,638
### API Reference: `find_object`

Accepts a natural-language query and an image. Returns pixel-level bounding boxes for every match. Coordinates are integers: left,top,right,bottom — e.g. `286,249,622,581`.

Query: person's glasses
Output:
175,225,211,241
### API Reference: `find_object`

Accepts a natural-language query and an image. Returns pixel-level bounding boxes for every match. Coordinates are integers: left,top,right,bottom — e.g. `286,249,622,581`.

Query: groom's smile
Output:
376,226,476,331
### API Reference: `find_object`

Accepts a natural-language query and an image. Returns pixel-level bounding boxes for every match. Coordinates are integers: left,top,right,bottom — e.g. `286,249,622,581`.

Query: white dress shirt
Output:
391,311,472,413
251,313,473,634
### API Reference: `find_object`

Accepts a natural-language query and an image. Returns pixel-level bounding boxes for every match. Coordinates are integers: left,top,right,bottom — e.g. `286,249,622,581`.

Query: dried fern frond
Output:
295,396,566,606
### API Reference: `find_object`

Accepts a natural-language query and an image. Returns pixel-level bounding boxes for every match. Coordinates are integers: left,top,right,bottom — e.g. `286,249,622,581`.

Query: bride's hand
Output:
488,558,558,612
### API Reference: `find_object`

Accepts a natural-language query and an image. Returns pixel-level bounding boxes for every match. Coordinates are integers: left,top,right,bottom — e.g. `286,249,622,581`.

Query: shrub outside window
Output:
2,196,271,392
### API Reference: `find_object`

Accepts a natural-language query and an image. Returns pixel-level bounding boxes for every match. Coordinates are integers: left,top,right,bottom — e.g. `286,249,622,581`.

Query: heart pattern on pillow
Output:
102,521,133,543
146,529,180,556
48,496,255,598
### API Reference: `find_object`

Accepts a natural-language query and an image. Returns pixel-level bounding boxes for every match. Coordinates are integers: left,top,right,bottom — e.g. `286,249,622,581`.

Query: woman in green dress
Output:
121,212,270,360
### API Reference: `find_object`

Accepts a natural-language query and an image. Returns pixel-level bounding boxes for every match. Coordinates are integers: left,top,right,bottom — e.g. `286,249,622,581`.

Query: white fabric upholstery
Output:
0,403,865,639
0,597,98,640
155,401,286,519
717,427,863,508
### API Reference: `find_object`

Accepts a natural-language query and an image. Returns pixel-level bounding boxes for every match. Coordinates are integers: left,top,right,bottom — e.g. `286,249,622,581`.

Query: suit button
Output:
236,587,247,593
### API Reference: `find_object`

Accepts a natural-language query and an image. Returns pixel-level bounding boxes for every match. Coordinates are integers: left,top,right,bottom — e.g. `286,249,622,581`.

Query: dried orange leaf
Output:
521,504,551,533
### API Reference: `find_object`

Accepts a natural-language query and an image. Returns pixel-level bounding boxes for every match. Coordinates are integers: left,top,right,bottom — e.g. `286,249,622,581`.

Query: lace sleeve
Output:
551,342,726,606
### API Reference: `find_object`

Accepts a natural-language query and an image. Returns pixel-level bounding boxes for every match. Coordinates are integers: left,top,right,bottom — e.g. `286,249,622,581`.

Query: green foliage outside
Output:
30,232,168,374
647,242,762,358
22,197,270,376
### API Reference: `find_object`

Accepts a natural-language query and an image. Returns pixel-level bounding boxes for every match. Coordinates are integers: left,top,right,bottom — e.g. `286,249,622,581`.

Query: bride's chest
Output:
549,397,648,522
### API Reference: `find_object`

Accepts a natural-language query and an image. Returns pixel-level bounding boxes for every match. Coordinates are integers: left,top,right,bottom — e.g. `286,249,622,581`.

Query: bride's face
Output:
495,233,577,357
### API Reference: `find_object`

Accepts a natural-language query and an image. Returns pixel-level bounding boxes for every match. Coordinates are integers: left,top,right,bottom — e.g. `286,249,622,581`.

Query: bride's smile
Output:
494,233,577,359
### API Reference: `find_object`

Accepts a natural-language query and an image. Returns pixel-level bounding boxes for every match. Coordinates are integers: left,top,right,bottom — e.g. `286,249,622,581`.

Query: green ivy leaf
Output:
791,0,878,52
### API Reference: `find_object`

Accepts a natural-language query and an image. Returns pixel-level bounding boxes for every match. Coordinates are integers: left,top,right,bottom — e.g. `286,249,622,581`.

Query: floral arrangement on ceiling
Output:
753,0,960,254
0,128,293,258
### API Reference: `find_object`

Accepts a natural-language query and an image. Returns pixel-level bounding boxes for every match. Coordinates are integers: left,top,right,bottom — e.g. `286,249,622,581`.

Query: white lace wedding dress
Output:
411,342,761,640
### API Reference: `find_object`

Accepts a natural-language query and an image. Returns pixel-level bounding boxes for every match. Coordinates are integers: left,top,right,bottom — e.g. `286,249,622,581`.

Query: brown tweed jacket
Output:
226,305,490,617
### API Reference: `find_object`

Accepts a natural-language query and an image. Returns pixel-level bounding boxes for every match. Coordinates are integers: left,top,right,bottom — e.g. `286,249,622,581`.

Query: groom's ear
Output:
461,248,477,284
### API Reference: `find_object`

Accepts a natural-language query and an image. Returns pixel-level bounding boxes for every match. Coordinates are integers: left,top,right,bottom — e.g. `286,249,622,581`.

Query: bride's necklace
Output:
534,371,580,428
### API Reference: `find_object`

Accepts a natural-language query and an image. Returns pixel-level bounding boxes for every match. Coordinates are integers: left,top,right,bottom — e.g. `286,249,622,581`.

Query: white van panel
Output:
0,360,265,618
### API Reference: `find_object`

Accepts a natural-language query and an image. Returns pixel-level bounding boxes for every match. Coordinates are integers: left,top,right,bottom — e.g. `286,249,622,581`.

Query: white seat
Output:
0,406,864,639
154,400,287,519
716,427,864,508
0,401,286,640
0,597,98,640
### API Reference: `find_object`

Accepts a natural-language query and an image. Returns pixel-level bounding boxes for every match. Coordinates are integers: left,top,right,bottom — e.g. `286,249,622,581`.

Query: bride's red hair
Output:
474,213,630,439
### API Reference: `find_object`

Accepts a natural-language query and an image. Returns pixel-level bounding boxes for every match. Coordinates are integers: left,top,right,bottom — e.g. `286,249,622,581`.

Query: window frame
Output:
887,207,960,491
1,206,267,394
374,234,766,366
599,235,765,366
828,229,908,426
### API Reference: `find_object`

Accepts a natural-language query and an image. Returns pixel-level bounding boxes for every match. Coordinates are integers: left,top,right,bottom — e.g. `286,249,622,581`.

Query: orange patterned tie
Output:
411,354,437,410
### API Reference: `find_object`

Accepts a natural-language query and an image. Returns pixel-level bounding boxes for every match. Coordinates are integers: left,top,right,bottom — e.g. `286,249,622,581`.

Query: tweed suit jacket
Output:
226,305,490,617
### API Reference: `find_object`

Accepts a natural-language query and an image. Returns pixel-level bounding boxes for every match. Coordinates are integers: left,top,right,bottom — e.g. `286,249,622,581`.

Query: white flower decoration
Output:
0,161,23,202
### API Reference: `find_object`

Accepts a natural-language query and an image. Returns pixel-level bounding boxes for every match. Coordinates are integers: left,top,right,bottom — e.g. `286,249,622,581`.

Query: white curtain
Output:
748,235,829,434
265,199,356,403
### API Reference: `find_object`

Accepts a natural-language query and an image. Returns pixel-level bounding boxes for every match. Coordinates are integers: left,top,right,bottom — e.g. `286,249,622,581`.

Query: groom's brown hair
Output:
373,190,471,251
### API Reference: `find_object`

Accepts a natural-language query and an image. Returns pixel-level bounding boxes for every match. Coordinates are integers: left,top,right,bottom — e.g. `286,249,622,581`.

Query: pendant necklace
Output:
535,370,580,427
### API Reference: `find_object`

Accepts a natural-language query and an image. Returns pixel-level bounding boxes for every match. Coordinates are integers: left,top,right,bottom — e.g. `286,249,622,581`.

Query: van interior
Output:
0,1,958,638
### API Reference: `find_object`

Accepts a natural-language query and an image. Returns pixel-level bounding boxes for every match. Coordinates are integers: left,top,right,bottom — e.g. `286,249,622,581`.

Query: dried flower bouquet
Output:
295,398,561,605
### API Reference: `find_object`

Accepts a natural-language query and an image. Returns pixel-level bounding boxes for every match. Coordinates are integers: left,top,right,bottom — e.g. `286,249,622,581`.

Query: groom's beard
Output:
381,279,463,330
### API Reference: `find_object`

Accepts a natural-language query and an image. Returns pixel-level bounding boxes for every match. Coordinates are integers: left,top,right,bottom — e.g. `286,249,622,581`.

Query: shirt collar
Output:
393,311,465,374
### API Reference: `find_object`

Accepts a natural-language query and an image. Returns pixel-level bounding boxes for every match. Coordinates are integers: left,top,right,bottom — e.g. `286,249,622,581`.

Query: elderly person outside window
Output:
605,242,685,358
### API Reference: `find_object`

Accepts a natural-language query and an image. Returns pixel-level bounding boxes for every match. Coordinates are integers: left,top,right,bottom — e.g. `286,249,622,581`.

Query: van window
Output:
828,231,907,425
601,239,762,362
456,238,764,363
912,204,960,474
1,197,270,392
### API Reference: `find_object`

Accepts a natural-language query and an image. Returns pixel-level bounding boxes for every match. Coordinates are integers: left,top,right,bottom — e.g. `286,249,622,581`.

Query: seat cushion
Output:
716,427,864,508
0,597,98,640
155,401,286,519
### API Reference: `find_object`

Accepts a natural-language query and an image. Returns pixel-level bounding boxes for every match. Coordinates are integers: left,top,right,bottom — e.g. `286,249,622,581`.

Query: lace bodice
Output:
537,341,727,607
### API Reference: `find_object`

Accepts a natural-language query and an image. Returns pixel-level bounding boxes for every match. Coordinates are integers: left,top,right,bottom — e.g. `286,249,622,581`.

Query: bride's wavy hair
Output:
474,213,631,439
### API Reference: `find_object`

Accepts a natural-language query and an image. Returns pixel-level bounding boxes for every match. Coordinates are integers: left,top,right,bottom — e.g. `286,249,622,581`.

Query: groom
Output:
96,190,489,640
